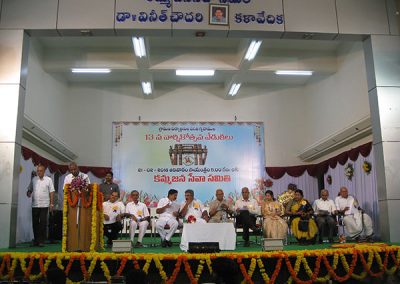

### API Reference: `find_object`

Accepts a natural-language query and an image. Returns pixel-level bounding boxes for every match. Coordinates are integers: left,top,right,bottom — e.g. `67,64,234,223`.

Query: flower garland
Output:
345,163,354,180
153,256,168,282
167,256,183,284
62,183,102,253
1,246,400,283
62,187,69,253
363,161,372,174
89,184,98,252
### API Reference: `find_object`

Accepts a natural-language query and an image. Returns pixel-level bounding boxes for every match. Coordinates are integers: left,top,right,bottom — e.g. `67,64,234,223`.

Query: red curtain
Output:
265,142,372,178
21,146,111,178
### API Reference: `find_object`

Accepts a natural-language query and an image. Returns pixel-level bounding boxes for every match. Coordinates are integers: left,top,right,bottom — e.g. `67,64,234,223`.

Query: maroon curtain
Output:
21,146,111,178
265,142,372,178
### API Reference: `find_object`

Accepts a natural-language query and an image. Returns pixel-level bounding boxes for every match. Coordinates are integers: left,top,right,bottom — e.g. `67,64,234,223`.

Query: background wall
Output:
23,40,371,168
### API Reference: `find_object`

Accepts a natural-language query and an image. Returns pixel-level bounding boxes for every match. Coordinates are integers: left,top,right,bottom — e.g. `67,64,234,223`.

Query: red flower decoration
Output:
264,179,273,188
187,215,197,224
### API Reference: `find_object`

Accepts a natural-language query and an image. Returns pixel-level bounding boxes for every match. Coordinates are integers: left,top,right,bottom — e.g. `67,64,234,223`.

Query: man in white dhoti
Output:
156,189,180,247
179,189,209,224
335,187,374,242
125,190,150,248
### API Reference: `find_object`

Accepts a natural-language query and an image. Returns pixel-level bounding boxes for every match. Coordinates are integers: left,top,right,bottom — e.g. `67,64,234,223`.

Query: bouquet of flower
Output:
187,215,197,224
363,161,372,174
345,163,354,180
70,176,88,192
326,175,332,185
264,178,273,188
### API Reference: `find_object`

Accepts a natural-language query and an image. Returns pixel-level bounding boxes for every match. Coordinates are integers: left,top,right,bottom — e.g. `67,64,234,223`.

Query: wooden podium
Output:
62,183,103,252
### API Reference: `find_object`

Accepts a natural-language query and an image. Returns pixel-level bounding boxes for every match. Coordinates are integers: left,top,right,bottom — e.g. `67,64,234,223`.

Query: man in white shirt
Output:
208,189,233,223
234,187,260,247
27,165,55,247
179,189,208,224
63,162,90,188
335,186,374,242
312,189,337,243
125,190,150,248
103,191,125,247
156,189,180,247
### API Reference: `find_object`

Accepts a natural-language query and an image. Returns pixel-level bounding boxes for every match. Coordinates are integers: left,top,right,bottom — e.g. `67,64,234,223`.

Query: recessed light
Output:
71,68,111,73
275,70,313,76
228,83,241,96
141,82,152,95
244,40,262,61
132,37,146,58
176,69,215,76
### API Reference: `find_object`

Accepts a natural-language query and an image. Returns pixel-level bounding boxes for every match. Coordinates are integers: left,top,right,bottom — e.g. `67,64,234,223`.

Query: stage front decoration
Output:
62,183,104,252
112,122,266,205
0,244,399,283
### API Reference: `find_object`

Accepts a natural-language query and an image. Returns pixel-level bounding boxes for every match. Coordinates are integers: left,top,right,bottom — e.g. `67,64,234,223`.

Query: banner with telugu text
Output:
112,122,265,206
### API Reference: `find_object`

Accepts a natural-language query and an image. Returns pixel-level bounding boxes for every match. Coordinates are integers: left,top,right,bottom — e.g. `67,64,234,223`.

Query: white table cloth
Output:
180,223,236,251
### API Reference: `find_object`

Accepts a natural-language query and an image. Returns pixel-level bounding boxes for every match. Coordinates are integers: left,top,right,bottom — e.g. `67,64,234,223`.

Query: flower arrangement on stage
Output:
264,178,273,188
345,163,354,180
62,183,104,253
326,175,332,185
1,244,400,284
70,176,88,192
363,161,372,174
187,215,197,224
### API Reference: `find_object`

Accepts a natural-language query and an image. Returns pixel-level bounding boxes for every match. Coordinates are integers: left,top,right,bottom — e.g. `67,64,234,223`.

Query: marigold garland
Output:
1,246,400,283
62,183,102,253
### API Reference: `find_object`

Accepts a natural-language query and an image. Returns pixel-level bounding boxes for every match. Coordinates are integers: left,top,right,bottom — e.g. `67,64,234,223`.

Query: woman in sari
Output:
262,190,288,239
285,189,318,244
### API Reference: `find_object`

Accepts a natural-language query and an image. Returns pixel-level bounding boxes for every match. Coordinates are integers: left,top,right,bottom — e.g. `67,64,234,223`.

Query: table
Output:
180,223,236,251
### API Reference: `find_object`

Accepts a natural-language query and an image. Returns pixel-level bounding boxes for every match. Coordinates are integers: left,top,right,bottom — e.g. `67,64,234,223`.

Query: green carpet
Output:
2,235,389,254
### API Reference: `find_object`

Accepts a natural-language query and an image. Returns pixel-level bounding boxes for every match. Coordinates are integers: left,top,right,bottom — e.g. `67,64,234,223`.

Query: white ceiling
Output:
37,36,344,99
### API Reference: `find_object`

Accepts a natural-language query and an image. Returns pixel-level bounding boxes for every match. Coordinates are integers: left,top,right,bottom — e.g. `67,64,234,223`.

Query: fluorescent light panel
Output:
176,69,215,76
132,37,146,58
244,40,262,61
275,70,313,76
228,83,241,96
71,68,111,73
141,81,152,95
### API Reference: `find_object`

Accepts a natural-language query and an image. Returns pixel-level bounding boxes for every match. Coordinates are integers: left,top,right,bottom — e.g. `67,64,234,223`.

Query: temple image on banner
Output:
169,144,208,166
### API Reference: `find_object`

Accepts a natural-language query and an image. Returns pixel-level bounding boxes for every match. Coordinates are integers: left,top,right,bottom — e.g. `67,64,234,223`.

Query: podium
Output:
62,183,104,252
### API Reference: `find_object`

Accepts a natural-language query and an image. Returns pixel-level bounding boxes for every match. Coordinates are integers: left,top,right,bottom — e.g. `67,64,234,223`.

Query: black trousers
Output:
103,222,123,245
236,210,256,241
32,207,49,244
316,215,336,240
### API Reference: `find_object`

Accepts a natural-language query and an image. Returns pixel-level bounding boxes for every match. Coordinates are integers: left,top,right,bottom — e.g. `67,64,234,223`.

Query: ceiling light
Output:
71,68,111,73
141,81,152,95
244,40,262,61
132,37,146,58
176,69,215,76
228,83,241,96
275,70,313,76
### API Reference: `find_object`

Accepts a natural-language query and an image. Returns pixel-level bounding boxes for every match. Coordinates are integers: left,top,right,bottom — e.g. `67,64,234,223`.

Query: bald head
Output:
339,187,348,198
215,189,224,201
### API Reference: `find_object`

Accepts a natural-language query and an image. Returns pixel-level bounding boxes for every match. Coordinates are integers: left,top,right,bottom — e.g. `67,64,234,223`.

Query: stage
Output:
1,237,400,283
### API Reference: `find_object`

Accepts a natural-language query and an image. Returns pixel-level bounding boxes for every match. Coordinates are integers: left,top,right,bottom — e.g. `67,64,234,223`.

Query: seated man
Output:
103,191,125,248
234,187,260,247
156,189,180,247
208,189,233,223
312,189,337,243
335,186,374,242
125,190,150,248
179,189,209,224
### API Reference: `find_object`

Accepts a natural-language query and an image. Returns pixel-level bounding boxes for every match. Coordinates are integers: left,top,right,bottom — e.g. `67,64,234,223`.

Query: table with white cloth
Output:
180,223,236,251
